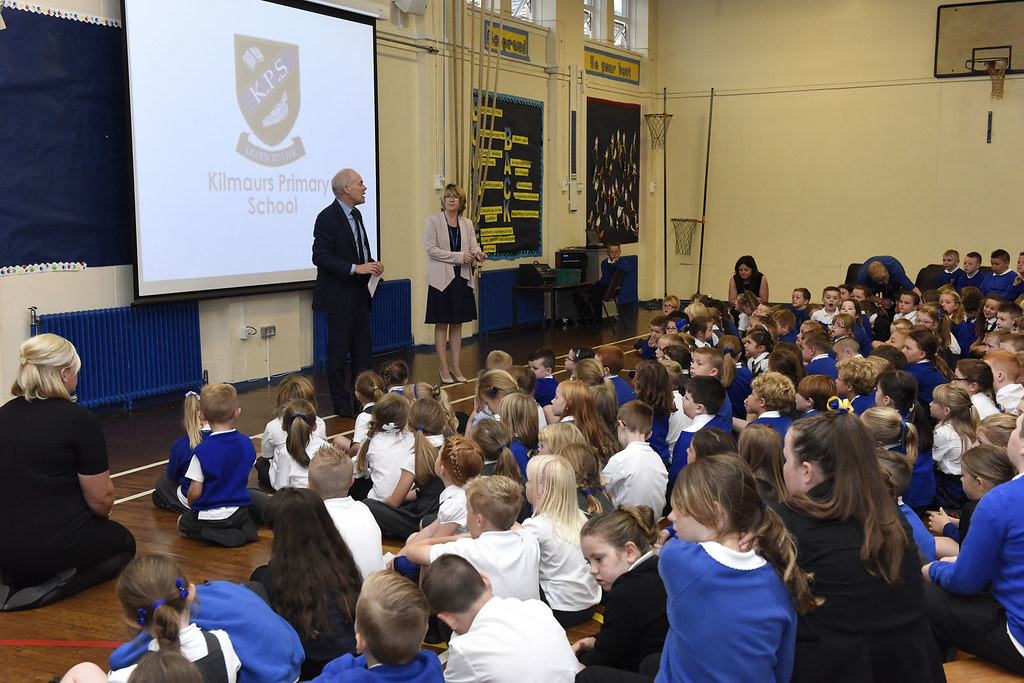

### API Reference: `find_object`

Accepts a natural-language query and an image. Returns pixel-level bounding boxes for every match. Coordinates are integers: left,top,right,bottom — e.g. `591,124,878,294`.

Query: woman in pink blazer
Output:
425,183,487,383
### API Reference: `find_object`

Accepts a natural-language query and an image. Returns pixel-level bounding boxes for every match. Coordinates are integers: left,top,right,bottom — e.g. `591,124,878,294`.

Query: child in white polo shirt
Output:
601,400,668,516
405,475,540,601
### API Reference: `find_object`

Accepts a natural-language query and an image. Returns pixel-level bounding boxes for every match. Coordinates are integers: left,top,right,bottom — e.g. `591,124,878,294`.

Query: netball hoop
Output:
965,57,1009,99
644,112,673,150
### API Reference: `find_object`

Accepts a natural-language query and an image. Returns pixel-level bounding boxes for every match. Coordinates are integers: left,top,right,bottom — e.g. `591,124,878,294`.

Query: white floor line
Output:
111,459,169,478
114,489,156,505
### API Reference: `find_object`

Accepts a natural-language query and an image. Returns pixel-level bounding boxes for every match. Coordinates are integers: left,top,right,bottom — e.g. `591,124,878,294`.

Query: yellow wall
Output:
656,0,1023,304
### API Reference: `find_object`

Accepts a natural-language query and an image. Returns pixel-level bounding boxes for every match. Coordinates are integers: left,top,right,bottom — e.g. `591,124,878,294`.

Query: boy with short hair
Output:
980,249,1016,299
743,371,795,441
406,475,540,600
772,309,798,344
1000,333,1024,354
984,351,1024,415
996,303,1023,333
836,357,877,415
423,554,579,683
635,316,668,360
833,336,862,361
669,376,731,486
938,249,965,290
893,290,920,323
308,444,385,580
485,350,513,370
311,571,443,682
529,347,558,407
178,383,259,547
810,286,841,326
801,329,838,379
662,295,681,315
595,346,637,406
601,400,668,515
790,288,812,327
961,251,985,290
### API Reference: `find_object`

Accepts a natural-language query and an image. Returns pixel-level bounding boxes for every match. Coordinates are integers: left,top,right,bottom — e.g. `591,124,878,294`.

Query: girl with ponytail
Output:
778,412,944,682
113,554,240,681
573,505,668,674
655,454,817,682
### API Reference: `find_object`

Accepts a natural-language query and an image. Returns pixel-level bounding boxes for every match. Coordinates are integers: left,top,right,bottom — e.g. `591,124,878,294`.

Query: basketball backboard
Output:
935,0,1024,77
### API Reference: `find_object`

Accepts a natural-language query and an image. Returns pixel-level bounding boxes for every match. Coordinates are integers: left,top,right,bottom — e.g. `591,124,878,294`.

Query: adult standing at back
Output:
0,334,136,609
313,169,385,418
425,182,487,384
727,255,769,308
857,256,922,315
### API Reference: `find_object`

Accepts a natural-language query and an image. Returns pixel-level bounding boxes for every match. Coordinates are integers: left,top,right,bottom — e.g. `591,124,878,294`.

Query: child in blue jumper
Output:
178,383,258,547
153,390,209,514
670,376,731,487
311,571,443,682
937,249,965,291
923,398,1024,676
742,371,795,442
635,316,668,361
529,347,559,407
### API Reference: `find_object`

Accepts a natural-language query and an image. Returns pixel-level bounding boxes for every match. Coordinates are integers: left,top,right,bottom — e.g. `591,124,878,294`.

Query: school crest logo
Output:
235,35,305,167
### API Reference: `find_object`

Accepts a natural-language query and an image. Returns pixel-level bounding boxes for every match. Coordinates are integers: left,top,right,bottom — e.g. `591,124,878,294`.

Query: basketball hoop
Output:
966,57,1008,99
671,218,702,256
645,112,673,150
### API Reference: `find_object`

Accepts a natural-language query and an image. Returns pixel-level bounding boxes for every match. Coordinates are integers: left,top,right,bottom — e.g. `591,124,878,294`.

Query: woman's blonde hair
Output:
499,392,539,451
528,454,587,544
12,333,81,401
439,182,467,214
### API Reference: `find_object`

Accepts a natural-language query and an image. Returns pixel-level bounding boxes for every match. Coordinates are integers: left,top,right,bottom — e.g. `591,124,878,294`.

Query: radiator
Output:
38,303,203,409
313,278,413,368
478,268,545,334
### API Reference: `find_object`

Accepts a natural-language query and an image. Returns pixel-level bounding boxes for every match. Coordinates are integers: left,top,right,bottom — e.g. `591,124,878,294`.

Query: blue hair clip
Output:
488,386,500,398
413,385,419,399
432,385,442,399
176,578,188,600
137,599,167,627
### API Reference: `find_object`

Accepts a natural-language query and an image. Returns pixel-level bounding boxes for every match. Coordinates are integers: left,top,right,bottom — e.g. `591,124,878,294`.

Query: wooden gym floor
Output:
0,305,1015,681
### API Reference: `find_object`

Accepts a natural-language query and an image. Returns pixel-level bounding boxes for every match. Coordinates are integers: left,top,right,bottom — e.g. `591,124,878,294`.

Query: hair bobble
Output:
413,384,419,399
137,599,168,627
175,578,188,600
583,488,591,496
826,396,853,413
284,413,314,431
416,426,424,432
184,390,199,399
488,386,500,398
723,347,735,356
432,385,442,399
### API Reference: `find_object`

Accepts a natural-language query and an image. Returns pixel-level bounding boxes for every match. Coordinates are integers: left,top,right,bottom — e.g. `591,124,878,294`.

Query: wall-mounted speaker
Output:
394,0,429,15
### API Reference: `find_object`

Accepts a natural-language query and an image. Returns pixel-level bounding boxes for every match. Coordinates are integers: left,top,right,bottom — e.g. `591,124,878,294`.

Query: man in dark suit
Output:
312,168,385,417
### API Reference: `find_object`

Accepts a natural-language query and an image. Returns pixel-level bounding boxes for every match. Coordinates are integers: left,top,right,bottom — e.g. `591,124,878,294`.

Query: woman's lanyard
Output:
448,220,461,276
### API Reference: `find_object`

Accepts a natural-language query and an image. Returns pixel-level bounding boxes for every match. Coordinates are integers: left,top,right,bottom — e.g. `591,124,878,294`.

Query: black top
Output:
259,563,357,678
0,396,109,556
579,555,668,672
775,481,944,682
733,271,764,297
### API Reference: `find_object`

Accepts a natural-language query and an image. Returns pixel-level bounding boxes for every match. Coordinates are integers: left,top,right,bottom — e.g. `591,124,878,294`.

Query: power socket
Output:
261,325,277,339
239,326,250,340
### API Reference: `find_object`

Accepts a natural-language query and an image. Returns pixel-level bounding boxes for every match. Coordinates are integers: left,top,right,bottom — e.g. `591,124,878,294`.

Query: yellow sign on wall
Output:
484,21,530,61
584,47,640,85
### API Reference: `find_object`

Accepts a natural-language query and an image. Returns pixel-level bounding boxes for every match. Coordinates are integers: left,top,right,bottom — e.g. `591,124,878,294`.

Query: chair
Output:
601,269,627,330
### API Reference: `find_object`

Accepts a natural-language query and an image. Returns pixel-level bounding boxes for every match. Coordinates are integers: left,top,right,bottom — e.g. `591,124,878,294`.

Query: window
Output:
511,0,532,21
583,7,593,39
613,0,629,48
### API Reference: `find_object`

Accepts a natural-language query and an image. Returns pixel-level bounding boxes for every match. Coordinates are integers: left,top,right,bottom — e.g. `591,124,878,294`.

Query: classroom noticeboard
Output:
472,92,543,260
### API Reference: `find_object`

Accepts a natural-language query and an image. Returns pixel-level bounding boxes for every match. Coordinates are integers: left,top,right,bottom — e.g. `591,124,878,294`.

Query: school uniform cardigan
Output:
578,554,668,672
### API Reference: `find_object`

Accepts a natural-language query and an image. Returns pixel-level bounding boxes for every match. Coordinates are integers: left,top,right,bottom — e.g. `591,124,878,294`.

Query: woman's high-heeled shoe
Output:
438,368,456,385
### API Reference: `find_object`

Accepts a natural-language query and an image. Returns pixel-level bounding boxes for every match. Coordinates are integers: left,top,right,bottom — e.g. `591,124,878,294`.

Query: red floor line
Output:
0,638,122,648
